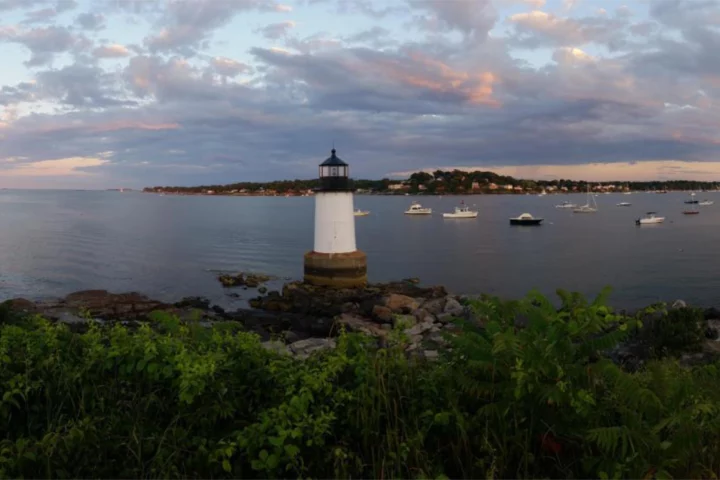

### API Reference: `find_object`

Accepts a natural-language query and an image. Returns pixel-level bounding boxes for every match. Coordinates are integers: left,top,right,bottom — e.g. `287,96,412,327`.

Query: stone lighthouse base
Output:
303,250,367,288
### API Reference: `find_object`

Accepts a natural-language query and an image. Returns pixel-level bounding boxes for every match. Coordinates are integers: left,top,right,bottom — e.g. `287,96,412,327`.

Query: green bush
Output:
1,290,720,479
643,306,705,358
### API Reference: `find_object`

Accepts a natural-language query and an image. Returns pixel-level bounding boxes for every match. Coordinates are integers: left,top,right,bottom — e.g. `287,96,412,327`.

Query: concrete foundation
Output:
303,250,367,288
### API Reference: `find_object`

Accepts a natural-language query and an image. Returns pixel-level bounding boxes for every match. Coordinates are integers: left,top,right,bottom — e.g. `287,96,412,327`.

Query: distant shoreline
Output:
140,189,720,198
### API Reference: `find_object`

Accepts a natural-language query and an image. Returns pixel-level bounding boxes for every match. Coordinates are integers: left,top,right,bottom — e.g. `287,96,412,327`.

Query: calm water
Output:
1,189,720,309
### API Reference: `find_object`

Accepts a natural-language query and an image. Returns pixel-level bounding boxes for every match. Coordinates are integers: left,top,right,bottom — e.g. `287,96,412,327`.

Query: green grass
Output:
1,288,720,479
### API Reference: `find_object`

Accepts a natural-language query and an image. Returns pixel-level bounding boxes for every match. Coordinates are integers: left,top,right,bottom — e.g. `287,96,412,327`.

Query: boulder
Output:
422,298,446,316
412,308,435,324
289,338,337,359
174,296,211,310
405,320,434,337
706,320,720,340
671,299,687,309
336,313,389,338
443,297,464,316
423,350,439,360
48,290,168,320
372,305,394,323
3,298,38,314
383,294,419,314
218,272,271,288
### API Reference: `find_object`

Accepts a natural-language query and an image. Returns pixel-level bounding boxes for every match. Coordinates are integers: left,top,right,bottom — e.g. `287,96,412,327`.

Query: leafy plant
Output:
1,289,720,479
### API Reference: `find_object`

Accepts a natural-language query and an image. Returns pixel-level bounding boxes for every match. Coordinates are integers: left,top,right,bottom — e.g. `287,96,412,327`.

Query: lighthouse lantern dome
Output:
318,148,351,191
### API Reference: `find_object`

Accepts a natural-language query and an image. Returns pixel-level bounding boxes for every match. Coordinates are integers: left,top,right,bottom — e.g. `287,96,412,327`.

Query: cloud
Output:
256,20,295,40
211,56,253,76
144,0,285,54
0,25,88,66
75,12,105,30
506,9,630,49
0,156,109,177
1,0,720,188
410,0,496,39
93,43,130,58
35,63,134,107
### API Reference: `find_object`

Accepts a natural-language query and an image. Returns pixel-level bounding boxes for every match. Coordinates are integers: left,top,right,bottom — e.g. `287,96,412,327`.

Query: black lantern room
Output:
317,148,353,191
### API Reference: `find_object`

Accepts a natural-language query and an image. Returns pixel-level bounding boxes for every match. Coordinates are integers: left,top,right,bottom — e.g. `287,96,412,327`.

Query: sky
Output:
0,0,719,188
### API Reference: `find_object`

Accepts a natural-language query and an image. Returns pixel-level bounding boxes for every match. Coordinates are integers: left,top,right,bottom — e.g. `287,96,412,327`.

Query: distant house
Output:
388,184,405,191
514,186,523,192
418,184,427,191
503,185,513,191
471,181,480,190
206,190,215,194
488,183,498,190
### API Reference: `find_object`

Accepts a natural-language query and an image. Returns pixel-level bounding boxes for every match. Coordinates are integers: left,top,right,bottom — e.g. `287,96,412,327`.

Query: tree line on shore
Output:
2,289,720,479
143,169,720,195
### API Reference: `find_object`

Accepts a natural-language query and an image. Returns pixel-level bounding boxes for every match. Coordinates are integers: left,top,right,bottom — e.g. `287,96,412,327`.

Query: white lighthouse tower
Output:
304,148,367,288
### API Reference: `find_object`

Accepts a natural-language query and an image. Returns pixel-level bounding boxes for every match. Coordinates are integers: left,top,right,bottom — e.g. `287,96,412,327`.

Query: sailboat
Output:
573,186,598,213
684,192,699,204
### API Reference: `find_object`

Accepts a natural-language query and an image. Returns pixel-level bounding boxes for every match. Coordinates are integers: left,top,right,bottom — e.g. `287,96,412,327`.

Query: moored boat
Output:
443,202,478,219
354,209,370,216
636,212,665,225
555,201,577,209
617,202,632,207
509,213,543,225
404,202,432,215
699,200,714,206
574,186,598,213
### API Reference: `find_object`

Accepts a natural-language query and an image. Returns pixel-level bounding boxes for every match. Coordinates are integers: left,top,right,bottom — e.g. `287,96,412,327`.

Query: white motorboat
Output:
699,200,714,206
443,203,478,218
404,202,432,215
617,202,632,207
574,186,598,213
509,213,543,225
555,201,577,209
636,212,665,225
354,209,370,216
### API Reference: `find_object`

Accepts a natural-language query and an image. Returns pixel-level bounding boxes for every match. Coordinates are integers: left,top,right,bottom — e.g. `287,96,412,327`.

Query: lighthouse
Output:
304,148,367,288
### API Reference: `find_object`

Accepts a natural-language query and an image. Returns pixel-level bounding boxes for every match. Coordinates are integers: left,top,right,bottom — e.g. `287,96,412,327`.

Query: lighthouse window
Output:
331,166,339,176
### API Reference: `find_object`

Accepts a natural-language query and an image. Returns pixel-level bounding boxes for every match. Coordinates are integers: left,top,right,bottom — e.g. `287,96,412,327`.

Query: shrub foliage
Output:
2,290,720,479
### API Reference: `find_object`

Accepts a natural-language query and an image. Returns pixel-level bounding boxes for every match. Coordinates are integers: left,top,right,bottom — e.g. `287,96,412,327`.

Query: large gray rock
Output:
422,298,446,316
405,320,434,337
443,297,464,316
336,313,389,338
412,308,435,324
671,299,687,309
288,338,337,359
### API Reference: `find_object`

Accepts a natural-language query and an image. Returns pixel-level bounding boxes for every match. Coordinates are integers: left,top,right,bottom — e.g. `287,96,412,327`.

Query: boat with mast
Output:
573,185,598,213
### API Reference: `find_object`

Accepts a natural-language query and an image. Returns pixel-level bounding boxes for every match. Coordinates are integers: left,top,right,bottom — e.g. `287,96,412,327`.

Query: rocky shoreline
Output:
2,278,470,359
4,278,720,364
